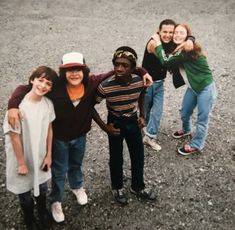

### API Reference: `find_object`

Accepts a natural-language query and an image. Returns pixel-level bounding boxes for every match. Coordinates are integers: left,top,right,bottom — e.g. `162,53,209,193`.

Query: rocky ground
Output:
0,0,235,229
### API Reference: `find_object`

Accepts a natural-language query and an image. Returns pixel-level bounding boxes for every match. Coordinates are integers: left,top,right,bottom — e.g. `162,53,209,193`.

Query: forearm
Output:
138,92,145,118
46,123,53,158
155,45,185,67
9,132,26,167
92,107,108,132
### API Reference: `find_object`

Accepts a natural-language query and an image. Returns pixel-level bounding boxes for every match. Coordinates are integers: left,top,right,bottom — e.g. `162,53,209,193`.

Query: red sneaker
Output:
172,130,191,139
178,144,198,156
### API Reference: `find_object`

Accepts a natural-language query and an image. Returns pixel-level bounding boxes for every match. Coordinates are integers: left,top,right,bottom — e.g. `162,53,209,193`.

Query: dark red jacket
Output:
8,72,113,141
8,68,147,141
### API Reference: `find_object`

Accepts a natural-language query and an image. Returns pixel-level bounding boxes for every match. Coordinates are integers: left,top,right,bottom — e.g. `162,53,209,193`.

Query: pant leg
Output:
125,120,145,191
146,81,164,138
181,87,197,133
108,131,124,190
49,138,69,203
18,191,35,229
68,135,86,189
35,182,51,228
190,82,217,150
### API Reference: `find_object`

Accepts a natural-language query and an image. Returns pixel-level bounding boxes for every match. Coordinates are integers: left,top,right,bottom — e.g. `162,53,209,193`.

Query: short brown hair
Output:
28,66,58,86
159,19,176,31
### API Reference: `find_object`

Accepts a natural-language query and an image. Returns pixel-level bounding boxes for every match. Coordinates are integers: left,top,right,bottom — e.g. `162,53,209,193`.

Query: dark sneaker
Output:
130,188,156,200
172,130,191,139
178,145,198,156
112,189,128,205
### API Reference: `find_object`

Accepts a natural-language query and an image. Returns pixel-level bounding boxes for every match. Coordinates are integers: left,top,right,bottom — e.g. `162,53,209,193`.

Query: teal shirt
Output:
155,45,213,93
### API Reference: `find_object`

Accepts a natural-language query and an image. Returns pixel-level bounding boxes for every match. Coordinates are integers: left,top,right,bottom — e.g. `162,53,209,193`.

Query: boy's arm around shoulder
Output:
90,70,114,87
133,67,153,87
7,84,30,130
8,84,31,109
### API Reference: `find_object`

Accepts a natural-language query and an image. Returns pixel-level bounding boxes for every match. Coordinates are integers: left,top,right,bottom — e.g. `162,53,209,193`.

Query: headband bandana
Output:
113,50,137,63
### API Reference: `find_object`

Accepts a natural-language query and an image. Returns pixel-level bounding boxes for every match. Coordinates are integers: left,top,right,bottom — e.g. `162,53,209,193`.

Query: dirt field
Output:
0,0,235,229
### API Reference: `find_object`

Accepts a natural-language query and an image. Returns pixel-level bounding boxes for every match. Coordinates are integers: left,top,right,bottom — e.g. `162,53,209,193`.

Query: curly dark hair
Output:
59,66,90,88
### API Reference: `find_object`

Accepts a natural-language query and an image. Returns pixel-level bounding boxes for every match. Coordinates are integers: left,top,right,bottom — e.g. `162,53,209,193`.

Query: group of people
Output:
143,19,217,155
4,18,217,229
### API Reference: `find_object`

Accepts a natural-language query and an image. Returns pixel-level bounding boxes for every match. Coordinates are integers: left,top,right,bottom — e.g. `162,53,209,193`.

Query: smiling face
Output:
159,24,175,44
113,57,133,84
65,67,84,86
173,25,188,45
30,75,53,96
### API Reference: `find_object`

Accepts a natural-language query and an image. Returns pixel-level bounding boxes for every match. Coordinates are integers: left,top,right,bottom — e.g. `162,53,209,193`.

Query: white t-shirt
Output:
3,96,55,196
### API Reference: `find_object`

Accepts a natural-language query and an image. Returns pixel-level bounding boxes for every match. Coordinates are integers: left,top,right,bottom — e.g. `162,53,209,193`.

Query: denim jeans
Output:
49,136,86,203
181,82,217,150
107,113,145,191
144,80,164,139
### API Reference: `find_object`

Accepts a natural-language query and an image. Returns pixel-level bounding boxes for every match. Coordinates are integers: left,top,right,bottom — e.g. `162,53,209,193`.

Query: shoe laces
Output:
53,202,62,213
117,189,125,197
74,187,85,195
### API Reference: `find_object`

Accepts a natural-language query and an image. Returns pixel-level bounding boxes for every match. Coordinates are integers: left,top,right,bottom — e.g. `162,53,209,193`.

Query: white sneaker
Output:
143,135,162,151
51,201,65,223
72,187,88,205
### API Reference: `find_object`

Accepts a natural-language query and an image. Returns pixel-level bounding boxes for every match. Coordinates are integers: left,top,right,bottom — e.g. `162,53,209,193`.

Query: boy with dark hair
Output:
93,46,156,205
4,66,57,229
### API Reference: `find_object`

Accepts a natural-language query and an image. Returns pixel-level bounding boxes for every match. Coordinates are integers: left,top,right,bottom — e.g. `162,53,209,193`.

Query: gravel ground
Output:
0,0,235,229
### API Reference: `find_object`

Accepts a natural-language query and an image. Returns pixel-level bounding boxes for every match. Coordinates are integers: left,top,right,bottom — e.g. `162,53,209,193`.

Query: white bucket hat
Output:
60,52,86,68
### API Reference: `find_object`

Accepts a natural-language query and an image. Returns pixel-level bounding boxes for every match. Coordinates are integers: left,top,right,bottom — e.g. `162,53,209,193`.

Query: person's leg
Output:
181,87,197,133
107,115,128,204
49,138,68,223
49,138,69,203
125,120,156,200
18,191,36,230
68,135,86,189
145,81,164,138
125,120,145,191
190,82,217,150
108,133,124,189
35,182,52,228
68,135,88,205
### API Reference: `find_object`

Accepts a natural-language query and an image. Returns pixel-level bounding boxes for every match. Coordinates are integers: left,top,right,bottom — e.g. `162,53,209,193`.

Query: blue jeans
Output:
49,136,86,203
181,82,217,150
145,80,164,139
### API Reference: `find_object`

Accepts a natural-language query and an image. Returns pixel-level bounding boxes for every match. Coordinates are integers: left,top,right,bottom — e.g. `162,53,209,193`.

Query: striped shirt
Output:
96,74,144,117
